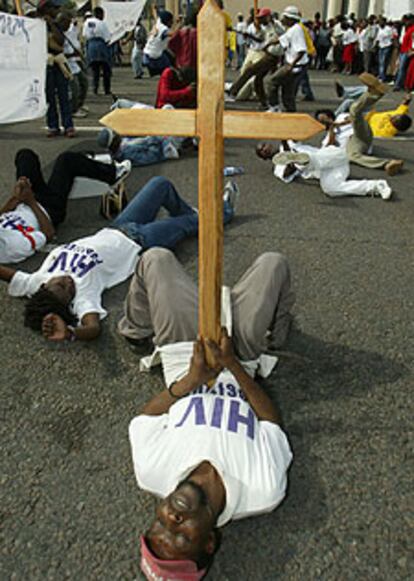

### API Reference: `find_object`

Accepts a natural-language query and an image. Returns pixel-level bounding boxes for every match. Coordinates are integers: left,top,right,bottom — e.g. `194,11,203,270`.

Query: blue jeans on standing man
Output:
111,176,233,250
378,46,392,81
46,65,73,132
394,52,409,90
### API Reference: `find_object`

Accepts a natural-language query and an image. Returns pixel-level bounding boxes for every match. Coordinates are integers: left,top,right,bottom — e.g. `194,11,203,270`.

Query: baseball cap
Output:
258,8,272,18
140,536,207,581
97,127,115,149
282,5,301,20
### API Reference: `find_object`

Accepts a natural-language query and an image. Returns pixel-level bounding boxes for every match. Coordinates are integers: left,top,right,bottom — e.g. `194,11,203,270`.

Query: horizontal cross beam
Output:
100,109,324,142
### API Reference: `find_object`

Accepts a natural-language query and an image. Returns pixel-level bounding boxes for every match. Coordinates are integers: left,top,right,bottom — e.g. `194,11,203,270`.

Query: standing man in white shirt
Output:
82,6,112,95
235,13,247,69
376,17,394,81
122,247,294,580
265,5,308,112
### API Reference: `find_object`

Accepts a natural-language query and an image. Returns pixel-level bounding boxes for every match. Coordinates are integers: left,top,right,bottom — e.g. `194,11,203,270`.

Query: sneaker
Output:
267,105,281,113
385,159,404,176
72,109,88,118
224,94,236,103
224,81,233,92
358,72,389,96
114,159,132,181
163,141,180,160
375,180,392,200
80,105,89,112
335,80,344,97
223,180,240,212
272,151,310,166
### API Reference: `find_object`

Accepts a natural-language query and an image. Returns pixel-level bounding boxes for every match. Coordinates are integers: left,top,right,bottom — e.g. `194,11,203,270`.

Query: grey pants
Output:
118,248,295,360
347,91,389,169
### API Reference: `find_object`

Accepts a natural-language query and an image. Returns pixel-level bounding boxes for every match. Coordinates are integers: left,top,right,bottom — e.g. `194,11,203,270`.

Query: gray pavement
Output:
0,68,413,581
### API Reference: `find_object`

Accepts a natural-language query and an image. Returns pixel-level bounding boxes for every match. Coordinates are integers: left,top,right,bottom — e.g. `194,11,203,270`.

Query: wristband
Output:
67,325,77,342
169,382,182,400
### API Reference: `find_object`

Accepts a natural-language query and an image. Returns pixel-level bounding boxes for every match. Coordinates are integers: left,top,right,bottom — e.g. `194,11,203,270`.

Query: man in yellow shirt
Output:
316,74,409,176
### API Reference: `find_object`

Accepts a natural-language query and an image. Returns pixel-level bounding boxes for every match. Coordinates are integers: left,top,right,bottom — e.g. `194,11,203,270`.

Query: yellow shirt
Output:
365,104,409,138
223,10,232,48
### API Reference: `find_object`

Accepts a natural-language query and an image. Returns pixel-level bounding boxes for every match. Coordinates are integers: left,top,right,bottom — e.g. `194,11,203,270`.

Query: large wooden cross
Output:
101,0,323,356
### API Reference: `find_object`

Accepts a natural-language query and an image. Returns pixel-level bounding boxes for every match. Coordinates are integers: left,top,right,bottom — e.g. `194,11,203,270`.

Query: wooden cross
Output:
101,0,323,358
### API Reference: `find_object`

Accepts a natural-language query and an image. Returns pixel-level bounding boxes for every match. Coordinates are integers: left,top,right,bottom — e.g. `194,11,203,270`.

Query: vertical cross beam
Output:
197,0,225,357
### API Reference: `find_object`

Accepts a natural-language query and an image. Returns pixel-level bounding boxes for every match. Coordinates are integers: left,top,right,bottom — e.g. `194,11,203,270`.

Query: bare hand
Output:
42,313,69,342
14,177,35,205
206,328,237,371
187,339,220,386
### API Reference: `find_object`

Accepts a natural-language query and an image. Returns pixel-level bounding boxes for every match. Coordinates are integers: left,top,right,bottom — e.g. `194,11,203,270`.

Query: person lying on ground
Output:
0,148,130,264
314,74,409,175
333,78,412,136
122,247,294,579
0,178,239,343
256,138,393,200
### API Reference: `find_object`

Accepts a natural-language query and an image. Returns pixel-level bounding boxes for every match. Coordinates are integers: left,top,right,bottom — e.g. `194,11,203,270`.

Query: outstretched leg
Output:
231,253,295,360
118,247,198,345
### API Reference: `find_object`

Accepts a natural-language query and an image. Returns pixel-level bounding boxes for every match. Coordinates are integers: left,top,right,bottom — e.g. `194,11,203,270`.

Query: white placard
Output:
101,0,147,44
383,0,414,19
0,12,47,124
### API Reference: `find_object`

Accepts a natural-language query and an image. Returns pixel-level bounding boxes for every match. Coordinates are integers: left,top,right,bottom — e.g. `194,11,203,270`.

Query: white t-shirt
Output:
130,381,293,527
246,22,266,51
342,29,358,46
279,23,308,71
8,228,140,321
64,23,81,75
376,25,393,49
0,204,47,263
235,21,247,46
144,19,170,59
82,17,111,42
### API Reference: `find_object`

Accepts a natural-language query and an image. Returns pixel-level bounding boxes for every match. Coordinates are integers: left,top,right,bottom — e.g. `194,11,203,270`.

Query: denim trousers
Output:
394,52,409,89
46,65,73,131
116,137,170,167
111,176,233,250
378,46,392,81
131,45,144,77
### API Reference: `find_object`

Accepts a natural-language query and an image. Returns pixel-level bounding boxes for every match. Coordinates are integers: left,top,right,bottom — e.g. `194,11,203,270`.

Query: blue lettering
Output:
227,401,255,440
174,396,206,428
226,383,237,397
211,397,224,428
48,251,68,273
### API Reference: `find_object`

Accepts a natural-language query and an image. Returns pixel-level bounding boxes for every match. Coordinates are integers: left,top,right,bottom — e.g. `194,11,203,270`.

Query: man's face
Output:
147,481,216,562
256,142,276,160
43,276,76,305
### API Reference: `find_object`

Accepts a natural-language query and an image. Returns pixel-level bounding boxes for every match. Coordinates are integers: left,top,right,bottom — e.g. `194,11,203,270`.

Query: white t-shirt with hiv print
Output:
8,228,141,322
0,203,47,263
129,375,293,527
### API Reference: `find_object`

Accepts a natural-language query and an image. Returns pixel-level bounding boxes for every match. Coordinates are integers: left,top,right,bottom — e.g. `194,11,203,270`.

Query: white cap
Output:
282,5,301,21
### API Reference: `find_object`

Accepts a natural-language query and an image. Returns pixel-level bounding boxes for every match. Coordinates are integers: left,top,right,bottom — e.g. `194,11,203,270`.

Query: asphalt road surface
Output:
0,68,413,580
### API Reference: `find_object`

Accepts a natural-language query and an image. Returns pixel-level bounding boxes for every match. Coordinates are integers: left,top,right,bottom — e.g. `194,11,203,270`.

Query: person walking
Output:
83,6,112,95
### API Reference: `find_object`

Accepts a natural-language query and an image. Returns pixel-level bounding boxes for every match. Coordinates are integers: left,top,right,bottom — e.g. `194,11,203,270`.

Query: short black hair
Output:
393,114,412,132
94,6,104,19
315,108,335,121
24,288,77,331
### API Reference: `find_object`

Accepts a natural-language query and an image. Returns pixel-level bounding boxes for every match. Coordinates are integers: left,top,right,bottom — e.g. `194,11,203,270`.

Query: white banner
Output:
0,12,47,124
383,0,414,19
102,0,147,44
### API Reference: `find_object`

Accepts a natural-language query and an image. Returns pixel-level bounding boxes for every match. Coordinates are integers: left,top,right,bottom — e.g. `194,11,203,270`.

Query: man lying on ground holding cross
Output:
122,247,294,579
0,148,130,264
0,178,238,342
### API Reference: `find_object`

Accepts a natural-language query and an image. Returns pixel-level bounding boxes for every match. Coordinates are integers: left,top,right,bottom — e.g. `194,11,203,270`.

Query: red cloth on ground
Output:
168,27,197,69
400,25,414,53
405,55,414,90
342,43,356,64
155,67,196,109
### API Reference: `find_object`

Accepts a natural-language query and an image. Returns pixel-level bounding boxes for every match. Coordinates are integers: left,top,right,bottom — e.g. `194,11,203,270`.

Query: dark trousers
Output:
90,61,111,94
268,68,300,112
316,45,330,69
230,54,278,105
14,149,116,226
46,65,73,131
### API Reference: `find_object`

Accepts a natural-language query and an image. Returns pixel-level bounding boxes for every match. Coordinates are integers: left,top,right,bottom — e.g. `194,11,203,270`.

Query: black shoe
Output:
335,80,344,97
124,335,153,353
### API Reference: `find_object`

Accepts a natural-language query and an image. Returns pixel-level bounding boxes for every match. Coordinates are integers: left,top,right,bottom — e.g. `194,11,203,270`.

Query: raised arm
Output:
14,177,55,241
207,328,281,424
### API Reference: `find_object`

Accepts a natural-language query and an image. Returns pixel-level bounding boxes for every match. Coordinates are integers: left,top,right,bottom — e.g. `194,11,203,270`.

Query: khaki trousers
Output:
118,248,295,360
347,92,389,169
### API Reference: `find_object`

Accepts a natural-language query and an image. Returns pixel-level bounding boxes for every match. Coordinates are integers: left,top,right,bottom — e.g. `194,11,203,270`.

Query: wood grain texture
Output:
197,0,225,354
223,111,325,140
99,109,196,137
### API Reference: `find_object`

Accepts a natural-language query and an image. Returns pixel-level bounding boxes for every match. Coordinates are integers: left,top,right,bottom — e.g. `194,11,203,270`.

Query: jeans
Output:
394,52,409,89
15,149,116,226
334,86,366,116
296,66,314,99
70,68,88,112
116,137,173,167
131,45,144,77
90,61,111,94
236,43,246,69
378,46,392,81
143,51,171,77
111,176,233,250
46,65,73,131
